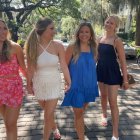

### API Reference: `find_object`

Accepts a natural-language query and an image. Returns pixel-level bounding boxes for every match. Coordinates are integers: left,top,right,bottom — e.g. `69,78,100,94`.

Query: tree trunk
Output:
11,28,19,42
0,12,2,18
8,23,19,42
135,5,140,46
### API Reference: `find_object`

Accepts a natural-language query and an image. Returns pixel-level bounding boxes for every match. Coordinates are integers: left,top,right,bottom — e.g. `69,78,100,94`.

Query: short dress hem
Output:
97,43,122,86
0,55,24,108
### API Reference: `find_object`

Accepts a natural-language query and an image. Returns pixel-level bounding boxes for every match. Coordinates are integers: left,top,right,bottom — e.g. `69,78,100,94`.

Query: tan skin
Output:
98,17,129,138
65,25,93,140
27,23,71,140
0,21,27,140
66,46,88,140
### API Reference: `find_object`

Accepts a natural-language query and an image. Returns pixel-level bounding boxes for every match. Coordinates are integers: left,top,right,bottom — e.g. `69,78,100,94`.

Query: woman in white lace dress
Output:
24,17,71,140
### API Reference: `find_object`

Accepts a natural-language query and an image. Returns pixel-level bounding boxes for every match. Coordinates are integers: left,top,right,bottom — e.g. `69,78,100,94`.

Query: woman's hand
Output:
64,82,71,92
122,82,129,90
26,83,34,95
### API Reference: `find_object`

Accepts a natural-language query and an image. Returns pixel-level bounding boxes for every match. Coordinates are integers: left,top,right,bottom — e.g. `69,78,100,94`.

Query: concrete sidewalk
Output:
0,65,140,140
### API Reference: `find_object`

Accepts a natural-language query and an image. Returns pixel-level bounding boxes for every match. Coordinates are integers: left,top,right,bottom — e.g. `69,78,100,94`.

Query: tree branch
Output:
0,1,56,12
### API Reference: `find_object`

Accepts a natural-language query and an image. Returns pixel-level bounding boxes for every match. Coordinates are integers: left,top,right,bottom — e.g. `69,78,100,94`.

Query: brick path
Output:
0,63,140,140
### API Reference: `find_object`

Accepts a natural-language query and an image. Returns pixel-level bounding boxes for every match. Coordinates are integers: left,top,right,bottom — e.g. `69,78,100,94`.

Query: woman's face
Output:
0,21,8,42
41,22,56,40
78,25,91,43
104,17,116,32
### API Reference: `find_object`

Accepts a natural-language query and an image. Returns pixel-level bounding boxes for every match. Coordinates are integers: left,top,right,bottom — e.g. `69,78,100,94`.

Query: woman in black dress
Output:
97,15,129,140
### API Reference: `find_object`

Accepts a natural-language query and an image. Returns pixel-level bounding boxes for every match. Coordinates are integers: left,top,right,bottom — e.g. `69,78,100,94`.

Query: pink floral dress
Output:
0,54,24,108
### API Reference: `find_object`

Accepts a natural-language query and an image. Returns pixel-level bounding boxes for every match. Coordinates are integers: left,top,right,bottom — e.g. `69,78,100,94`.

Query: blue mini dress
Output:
96,43,122,85
61,50,99,108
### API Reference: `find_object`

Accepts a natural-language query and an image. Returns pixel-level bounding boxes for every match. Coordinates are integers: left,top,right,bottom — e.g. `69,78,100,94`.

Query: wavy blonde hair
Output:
24,17,53,67
105,15,120,32
72,22,97,62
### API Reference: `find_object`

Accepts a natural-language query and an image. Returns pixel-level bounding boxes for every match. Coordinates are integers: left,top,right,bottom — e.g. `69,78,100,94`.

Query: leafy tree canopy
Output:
0,0,80,41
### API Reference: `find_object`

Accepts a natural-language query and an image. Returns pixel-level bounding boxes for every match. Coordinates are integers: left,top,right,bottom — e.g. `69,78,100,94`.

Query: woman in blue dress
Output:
61,22,99,140
96,15,129,140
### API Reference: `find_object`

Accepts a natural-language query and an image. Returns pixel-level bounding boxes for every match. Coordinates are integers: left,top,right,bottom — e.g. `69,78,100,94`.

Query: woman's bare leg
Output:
42,99,58,140
98,82,108,118
4,106,20,140
108,85,119,138
38,100,58,130
73,107,85,140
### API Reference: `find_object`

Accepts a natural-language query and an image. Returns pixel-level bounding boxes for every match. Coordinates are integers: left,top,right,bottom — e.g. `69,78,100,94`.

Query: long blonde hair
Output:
24,17,53,67
72,22,97,62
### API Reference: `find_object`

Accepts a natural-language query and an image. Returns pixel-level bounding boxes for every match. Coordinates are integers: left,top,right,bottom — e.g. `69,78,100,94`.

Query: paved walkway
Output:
0,63,140,140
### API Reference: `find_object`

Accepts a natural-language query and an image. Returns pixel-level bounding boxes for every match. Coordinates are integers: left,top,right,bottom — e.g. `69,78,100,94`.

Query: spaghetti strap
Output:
39,40,52,51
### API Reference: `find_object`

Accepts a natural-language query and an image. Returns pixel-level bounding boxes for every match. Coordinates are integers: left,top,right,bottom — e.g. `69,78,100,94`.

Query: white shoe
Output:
101,116,108,126
53,129,61,140
111,136,119,140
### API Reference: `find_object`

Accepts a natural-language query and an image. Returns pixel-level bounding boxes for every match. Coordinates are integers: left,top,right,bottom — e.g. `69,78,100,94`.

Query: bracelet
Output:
123,81,128,84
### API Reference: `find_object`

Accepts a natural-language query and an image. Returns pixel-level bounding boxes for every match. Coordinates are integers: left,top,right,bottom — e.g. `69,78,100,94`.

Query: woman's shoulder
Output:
114,36,123,45
52,40,64,49
66,44,75,52
10,41,21,48
10,41,23,54
114,36,122,43
51,40,65,56
52,40,62,45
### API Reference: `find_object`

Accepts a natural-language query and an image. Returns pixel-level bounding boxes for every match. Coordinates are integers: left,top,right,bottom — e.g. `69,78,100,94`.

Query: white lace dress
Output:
32,43,62,100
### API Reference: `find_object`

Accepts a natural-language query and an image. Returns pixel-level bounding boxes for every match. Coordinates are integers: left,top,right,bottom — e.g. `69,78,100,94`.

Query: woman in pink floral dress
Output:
0,19,27,140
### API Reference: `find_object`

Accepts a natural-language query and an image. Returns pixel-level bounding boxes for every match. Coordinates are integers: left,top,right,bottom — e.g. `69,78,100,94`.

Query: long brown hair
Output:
72,22,97,62
0,19,11,63
24,17,53,67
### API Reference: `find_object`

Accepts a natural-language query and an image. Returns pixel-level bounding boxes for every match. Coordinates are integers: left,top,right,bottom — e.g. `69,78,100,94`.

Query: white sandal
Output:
111,136,119,140
53,129,61,140
101,116,108,126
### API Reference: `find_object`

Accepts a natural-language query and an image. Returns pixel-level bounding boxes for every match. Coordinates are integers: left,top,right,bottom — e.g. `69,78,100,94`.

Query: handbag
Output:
113,41,136,88
127,73,136,87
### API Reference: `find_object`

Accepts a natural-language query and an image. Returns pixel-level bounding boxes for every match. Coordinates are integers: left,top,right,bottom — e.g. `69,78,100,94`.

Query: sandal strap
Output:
102,116,108,123
53,129,61,139
101,116,108,126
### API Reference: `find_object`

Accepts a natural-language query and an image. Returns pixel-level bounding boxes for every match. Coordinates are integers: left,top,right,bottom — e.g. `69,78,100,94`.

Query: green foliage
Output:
1,0,80,41
61,16,78,40
79,0,102,23
127,17,136,41
59,0,81,19
22,0,81,40
129,41,135,47
128,31,135,41
136,47,140,56
7,20,19,30
130,18,136,33
17,39,25,48
117,32,128,40
108,0,125,13
94,24,103,37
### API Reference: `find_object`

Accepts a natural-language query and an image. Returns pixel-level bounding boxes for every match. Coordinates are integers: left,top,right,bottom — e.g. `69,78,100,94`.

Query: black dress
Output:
96,43,122,85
